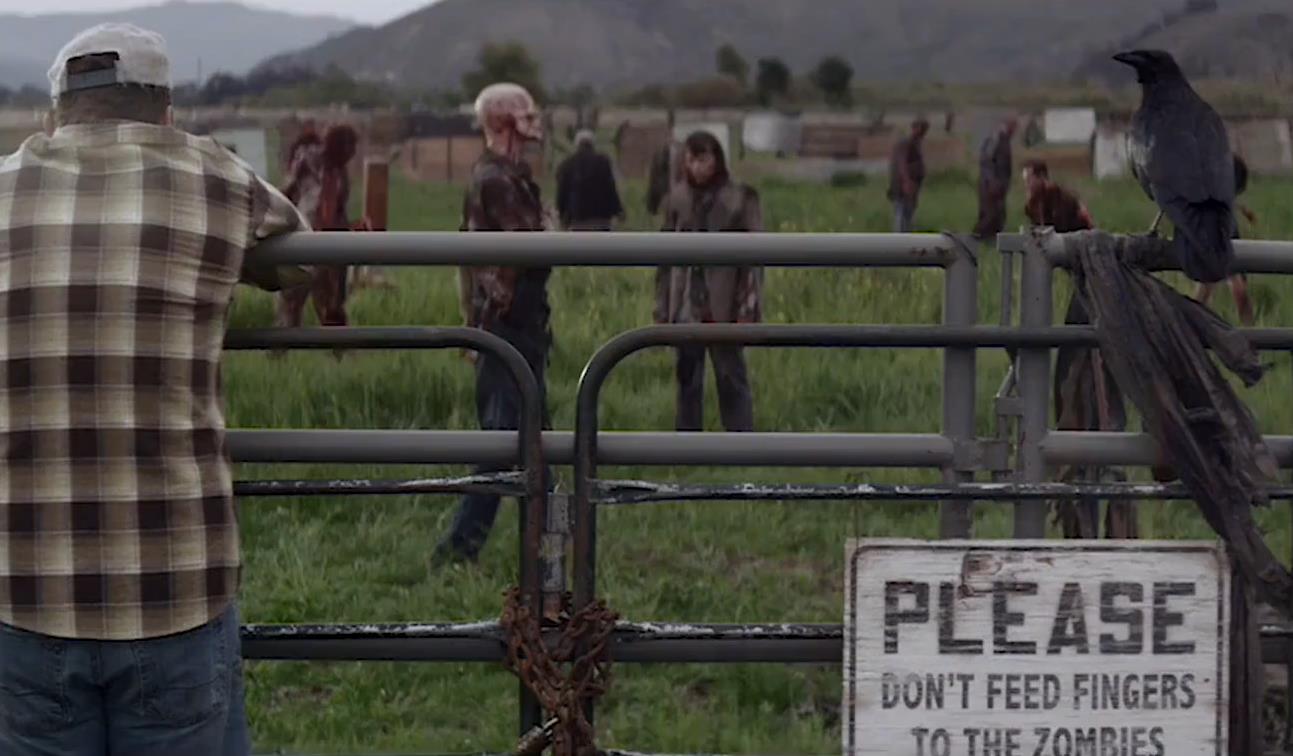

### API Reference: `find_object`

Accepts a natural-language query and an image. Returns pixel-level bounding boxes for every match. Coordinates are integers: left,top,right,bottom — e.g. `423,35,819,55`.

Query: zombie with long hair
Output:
655,130,762,432
276,122,367,330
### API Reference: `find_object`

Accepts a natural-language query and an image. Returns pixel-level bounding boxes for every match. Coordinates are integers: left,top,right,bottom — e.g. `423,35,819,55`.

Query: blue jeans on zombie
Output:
440,330,553,561
893,197,916,233
0,602,250,756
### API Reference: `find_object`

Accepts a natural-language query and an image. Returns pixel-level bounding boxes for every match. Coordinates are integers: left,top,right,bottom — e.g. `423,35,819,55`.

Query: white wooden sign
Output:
844,540,1229,756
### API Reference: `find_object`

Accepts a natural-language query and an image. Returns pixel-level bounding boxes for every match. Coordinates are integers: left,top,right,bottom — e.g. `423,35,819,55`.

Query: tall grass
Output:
232,171,1293,753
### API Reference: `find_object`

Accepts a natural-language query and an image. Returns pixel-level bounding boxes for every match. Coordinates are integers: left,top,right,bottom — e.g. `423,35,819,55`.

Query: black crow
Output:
1114,49,1236,284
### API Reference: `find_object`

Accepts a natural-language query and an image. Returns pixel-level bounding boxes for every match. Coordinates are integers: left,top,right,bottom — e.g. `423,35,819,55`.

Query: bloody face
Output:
512,104,543,141
685,148,717,185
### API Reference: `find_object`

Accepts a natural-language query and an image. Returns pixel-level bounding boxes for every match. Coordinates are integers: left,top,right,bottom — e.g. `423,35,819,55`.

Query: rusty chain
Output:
501,587,619,756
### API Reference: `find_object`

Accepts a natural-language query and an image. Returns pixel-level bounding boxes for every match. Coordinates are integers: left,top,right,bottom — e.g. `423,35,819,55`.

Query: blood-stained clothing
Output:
1025,183,1091,236
458,151,551,350
1025,182,1133,539
276,140,352,327
439,150,554,561
655,179,764,325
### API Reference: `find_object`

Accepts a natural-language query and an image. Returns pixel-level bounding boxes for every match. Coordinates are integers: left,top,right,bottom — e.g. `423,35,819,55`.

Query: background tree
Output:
716,44,750,85
754,57,791,105
461,41,546,102
811,55,854,107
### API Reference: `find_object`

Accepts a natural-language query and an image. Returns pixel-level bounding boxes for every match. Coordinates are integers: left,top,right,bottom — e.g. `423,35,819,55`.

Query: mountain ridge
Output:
258,0,1290,93
0,1,357,89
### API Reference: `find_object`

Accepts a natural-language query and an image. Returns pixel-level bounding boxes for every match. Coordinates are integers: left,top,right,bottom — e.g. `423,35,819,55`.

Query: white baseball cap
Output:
47,23,171,100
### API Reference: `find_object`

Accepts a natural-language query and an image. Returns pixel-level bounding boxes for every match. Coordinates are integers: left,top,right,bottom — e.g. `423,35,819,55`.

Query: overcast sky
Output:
8,0,429,25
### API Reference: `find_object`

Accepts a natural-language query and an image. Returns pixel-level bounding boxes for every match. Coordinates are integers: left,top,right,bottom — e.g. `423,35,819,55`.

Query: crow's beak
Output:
1112,52,1140,67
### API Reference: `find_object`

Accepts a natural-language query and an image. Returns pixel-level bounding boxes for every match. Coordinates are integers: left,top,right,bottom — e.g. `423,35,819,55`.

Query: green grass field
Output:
228,170,1293,754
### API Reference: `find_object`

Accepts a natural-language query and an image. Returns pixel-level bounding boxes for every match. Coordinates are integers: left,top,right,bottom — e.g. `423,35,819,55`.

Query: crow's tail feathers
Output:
1170,198,1236,284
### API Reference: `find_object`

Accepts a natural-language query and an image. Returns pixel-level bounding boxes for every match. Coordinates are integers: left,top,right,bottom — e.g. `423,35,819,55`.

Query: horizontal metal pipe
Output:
229,430,953,468
1000,233,1293,275
593,480,1293,503
233,477,1293,502
222,323,1293,354
234,473,523,498
1042,431,1293,468
241,622,1293,664
223,326,518,350
252,231,960,267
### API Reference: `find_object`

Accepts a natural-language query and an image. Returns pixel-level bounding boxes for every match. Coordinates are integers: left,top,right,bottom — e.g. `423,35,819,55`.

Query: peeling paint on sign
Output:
844,540,1229,756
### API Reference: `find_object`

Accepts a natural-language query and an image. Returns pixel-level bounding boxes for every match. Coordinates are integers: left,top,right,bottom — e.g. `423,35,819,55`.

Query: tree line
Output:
0,41,852,111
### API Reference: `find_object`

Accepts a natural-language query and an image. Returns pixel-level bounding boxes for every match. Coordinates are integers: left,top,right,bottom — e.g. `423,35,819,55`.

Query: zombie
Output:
1023,161,1134,539
435,82,554,564
275,122,369,333
887,117,930,232
973,116,1018,240
656,130,762,432
284,116,319,172
646,137,684,216
556,129,625,230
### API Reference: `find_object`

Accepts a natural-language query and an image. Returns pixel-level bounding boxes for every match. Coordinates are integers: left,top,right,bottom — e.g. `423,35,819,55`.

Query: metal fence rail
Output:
227,231,1293,753
225,325,547,730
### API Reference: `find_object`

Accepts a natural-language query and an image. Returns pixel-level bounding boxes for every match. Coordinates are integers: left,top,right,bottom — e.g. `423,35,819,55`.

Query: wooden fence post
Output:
349,159,391,293
1231,571,1264,755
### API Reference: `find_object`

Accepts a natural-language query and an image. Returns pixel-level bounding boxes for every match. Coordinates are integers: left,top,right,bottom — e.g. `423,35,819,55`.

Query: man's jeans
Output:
0,602,249,756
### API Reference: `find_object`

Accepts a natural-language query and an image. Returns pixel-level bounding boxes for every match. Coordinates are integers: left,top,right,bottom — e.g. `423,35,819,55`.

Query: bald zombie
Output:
436,82,554,565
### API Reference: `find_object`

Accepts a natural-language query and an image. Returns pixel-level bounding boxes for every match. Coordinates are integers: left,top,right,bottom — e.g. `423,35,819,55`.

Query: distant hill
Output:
0,54,45,93
1075,2,1293,86
0,1,356,89
258,0,1287,93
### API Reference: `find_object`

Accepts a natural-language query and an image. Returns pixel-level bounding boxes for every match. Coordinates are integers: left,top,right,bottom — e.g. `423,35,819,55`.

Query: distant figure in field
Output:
284,117,319,172
276,122,367,332
1194,153,1257,325
434,82,553,565
887,116,930,232
646,138,684,216
556,129,625,230
656,130,763,432
1023,160,1094,235
1022,160,1134,539
973,116,1018,240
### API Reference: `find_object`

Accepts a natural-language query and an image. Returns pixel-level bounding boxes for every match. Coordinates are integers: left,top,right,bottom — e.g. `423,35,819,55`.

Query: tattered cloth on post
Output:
1064,230,1293,613
500,588,619,756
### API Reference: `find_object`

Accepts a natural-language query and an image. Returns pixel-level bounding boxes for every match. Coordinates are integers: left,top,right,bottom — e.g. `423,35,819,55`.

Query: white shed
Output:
1043,108,1097,145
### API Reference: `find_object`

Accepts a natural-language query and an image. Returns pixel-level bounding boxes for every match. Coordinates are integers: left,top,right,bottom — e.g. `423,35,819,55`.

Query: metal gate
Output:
235,229,1293,753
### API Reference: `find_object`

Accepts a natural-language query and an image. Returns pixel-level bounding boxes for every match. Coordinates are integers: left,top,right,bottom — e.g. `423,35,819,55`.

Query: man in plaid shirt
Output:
0,23,308,756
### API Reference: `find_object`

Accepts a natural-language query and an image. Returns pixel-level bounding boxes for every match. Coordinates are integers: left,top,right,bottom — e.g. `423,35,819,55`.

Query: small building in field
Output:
1043,107,1097,145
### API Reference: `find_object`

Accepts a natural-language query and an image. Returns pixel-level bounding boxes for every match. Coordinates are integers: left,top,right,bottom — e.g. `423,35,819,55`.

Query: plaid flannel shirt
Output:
0,121,309,640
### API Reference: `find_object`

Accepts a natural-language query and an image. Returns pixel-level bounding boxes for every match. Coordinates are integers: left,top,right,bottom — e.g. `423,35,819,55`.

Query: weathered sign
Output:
844,540,1229,756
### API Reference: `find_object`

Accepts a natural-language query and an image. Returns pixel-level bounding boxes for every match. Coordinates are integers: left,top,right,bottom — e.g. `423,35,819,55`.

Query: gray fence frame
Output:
233,230,1293,753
